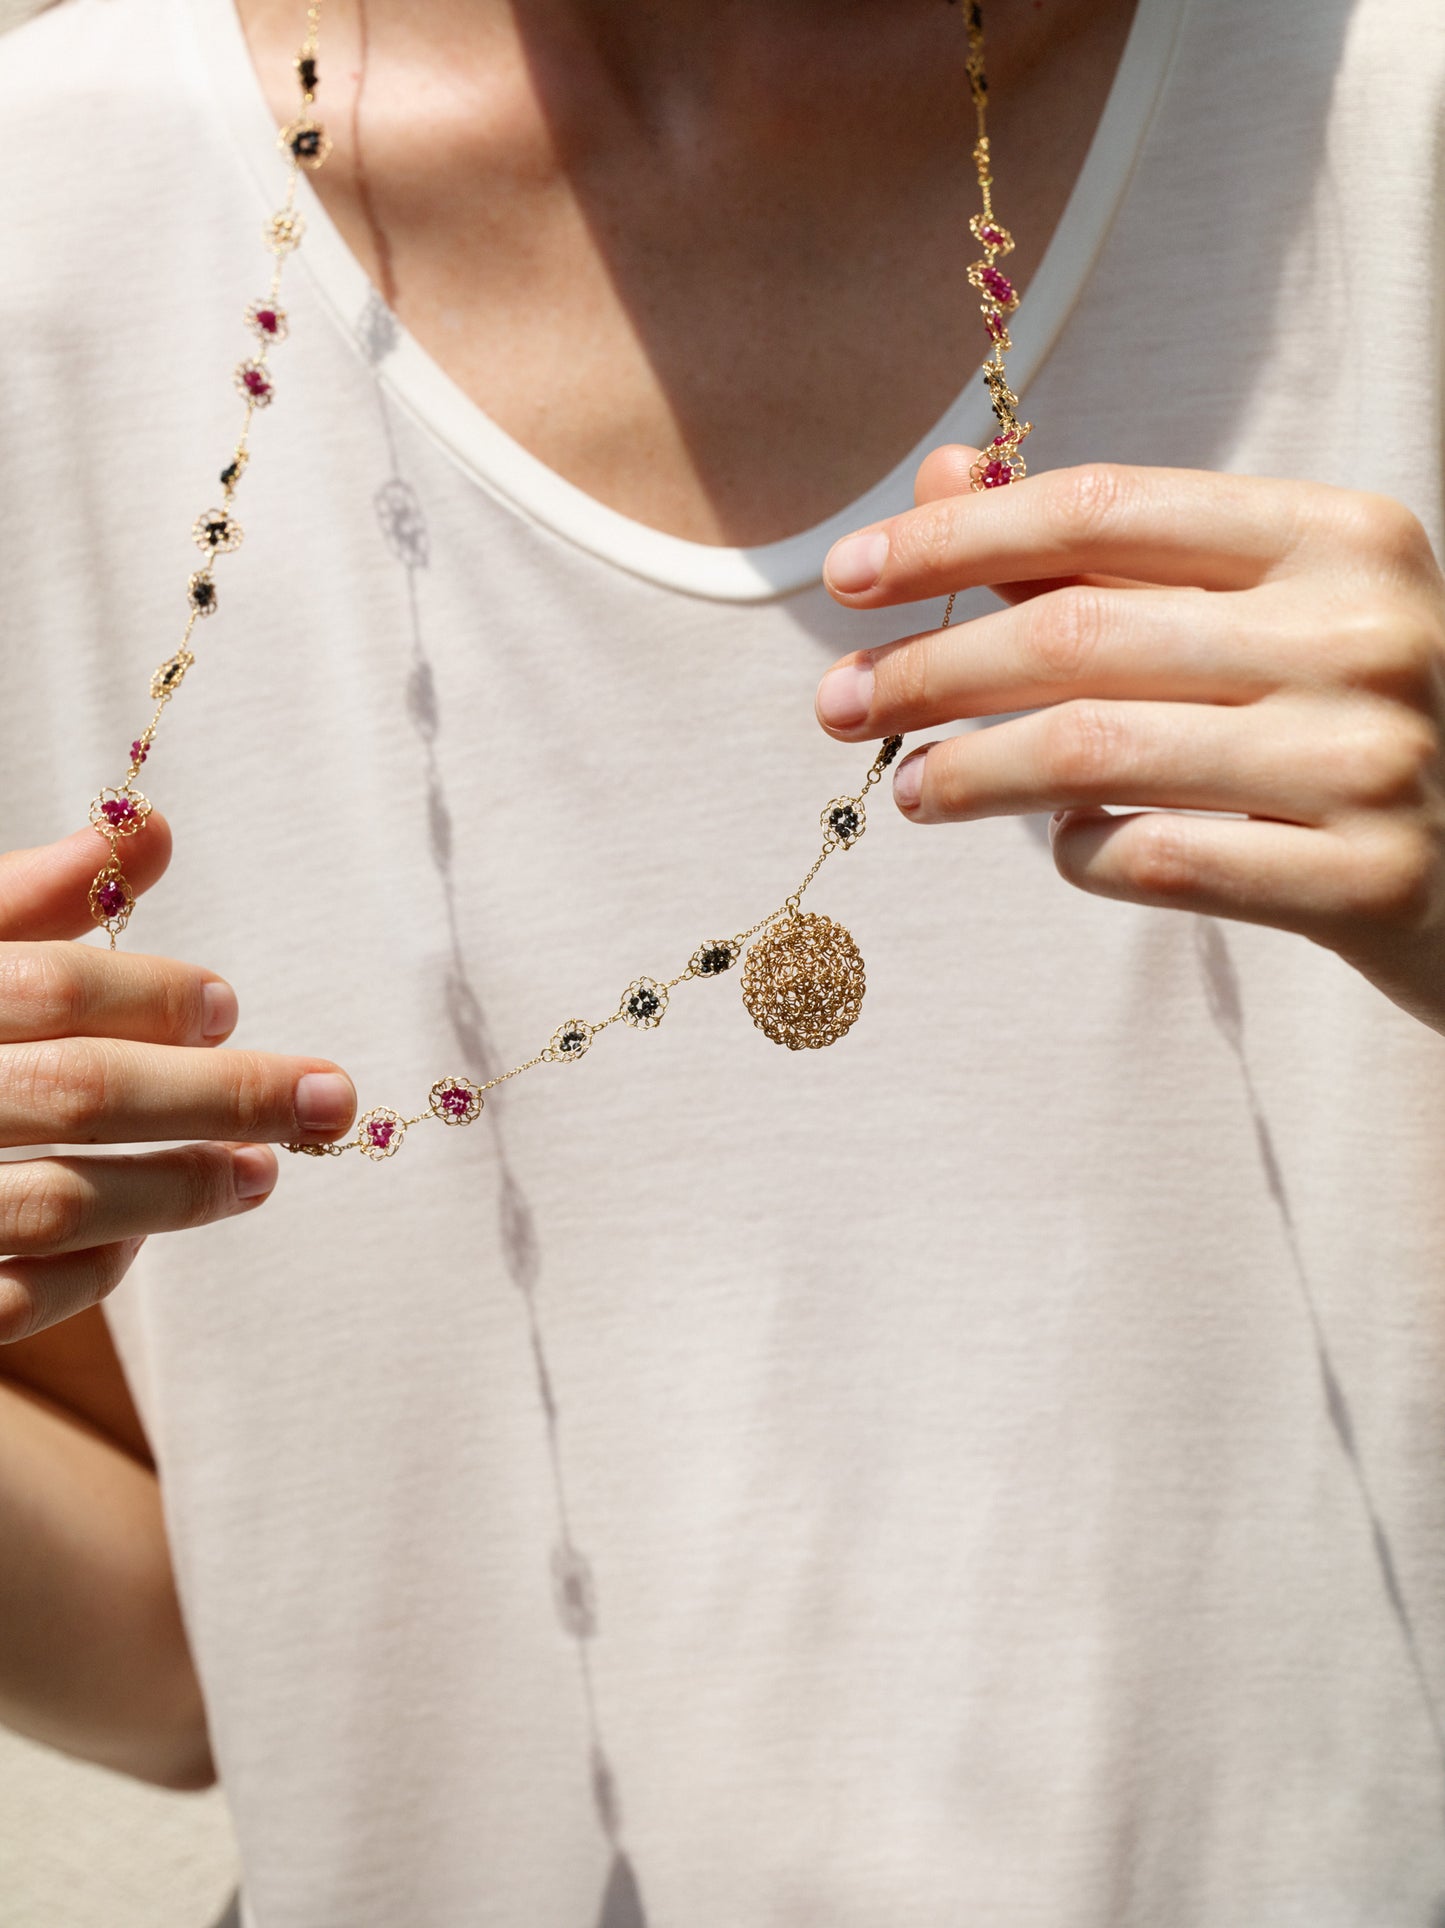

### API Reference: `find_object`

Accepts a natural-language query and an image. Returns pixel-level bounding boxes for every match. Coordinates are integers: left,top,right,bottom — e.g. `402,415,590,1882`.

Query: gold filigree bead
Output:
429,1077,485,1126
187,570,218,617
357,1107,405,1159
151,650,195,700
235,360,275,409
279,118,332,169
265,209,306,255
88,786,151,838
969,211,1015,256
88,863,134,935
619,977,668,1030
740,911,866,1051
982,361,1020,415
820,797,866,850
245,298,288,345
983,310,1013,352
689,938,740,978
192,508,242,555
971,431,1031,492
967,258,1019,314
546,1019,595,1064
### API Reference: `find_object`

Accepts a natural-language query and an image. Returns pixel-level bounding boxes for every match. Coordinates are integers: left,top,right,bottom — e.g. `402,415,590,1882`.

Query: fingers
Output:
815,583,1283,741
0,818,173,943
887,697,1351,828
913,442,980,507
0,1237,147,1345
910,446,1149,605
0,1038,356,1147
1046,808,1398,945
826,461,1338,607
0,1142,278,1259
0,943,238,1048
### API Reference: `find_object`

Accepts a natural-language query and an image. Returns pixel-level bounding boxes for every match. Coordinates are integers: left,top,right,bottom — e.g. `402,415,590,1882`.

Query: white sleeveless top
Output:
3,0,1445,1921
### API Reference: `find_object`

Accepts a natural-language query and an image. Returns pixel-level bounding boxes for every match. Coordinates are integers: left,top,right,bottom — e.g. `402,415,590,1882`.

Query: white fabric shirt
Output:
4,0,1445,1921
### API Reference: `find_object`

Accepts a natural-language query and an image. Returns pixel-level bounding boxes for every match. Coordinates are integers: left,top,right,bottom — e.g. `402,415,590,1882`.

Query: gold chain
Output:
81,1,1030,1161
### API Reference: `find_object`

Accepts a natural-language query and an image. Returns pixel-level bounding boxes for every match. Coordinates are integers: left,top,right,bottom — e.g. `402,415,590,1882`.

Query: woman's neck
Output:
233,0,1135,545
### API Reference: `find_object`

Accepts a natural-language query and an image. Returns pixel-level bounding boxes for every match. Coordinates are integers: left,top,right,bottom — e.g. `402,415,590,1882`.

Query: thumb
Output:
913,441,985,507
0,815,174,942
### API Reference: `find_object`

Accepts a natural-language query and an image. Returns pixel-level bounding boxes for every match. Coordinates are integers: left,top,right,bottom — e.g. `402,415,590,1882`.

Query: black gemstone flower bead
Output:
191,508,242,555
150,651,194,700
880,735,903,768
187,571,217,616
820,796,866,849
620,977,668,1030
279,118,332,169
548,1019,595,1063
690,939,740,978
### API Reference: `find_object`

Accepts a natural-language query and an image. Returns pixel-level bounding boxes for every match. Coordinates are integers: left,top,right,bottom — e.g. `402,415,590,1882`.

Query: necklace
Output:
82,0,1031,1162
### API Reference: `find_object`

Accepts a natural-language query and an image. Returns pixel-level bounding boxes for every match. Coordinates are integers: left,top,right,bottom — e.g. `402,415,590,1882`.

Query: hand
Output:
816,445,1445,1035
0,818,357,1342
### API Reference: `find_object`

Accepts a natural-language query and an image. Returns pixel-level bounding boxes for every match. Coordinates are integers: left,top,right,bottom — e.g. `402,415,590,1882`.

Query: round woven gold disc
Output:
740,911,865,1051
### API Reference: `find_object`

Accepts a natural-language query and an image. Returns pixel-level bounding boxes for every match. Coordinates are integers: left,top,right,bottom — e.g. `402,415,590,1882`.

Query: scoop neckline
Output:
184,0,1189,603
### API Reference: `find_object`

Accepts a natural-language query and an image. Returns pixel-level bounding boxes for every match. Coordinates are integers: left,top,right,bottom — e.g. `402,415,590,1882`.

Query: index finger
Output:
824,461,1331,606
911,444,1153,606
0,1037,356,1147
0,820,173,943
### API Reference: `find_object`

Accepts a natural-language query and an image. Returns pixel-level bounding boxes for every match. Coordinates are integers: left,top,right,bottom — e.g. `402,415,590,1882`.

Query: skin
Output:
0,821,357,1345
816,448,1445,1037
0,822,357,1783
237,0,1136,542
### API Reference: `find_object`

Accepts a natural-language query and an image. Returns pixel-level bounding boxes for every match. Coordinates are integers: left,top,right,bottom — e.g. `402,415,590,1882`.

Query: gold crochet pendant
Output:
740,911,866,1051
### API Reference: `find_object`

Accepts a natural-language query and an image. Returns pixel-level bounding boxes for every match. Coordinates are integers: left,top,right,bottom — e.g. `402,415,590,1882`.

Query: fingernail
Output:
293,1070,355,1134
893,749,927,812
824,529,889,593
231,1145,277,1200
815,657,874,730
201,980,239,1041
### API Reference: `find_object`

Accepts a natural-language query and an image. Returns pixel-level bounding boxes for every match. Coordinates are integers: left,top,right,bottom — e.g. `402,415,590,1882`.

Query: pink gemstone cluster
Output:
979,265,1015,307
236,362,274,407
965,191,1030,491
